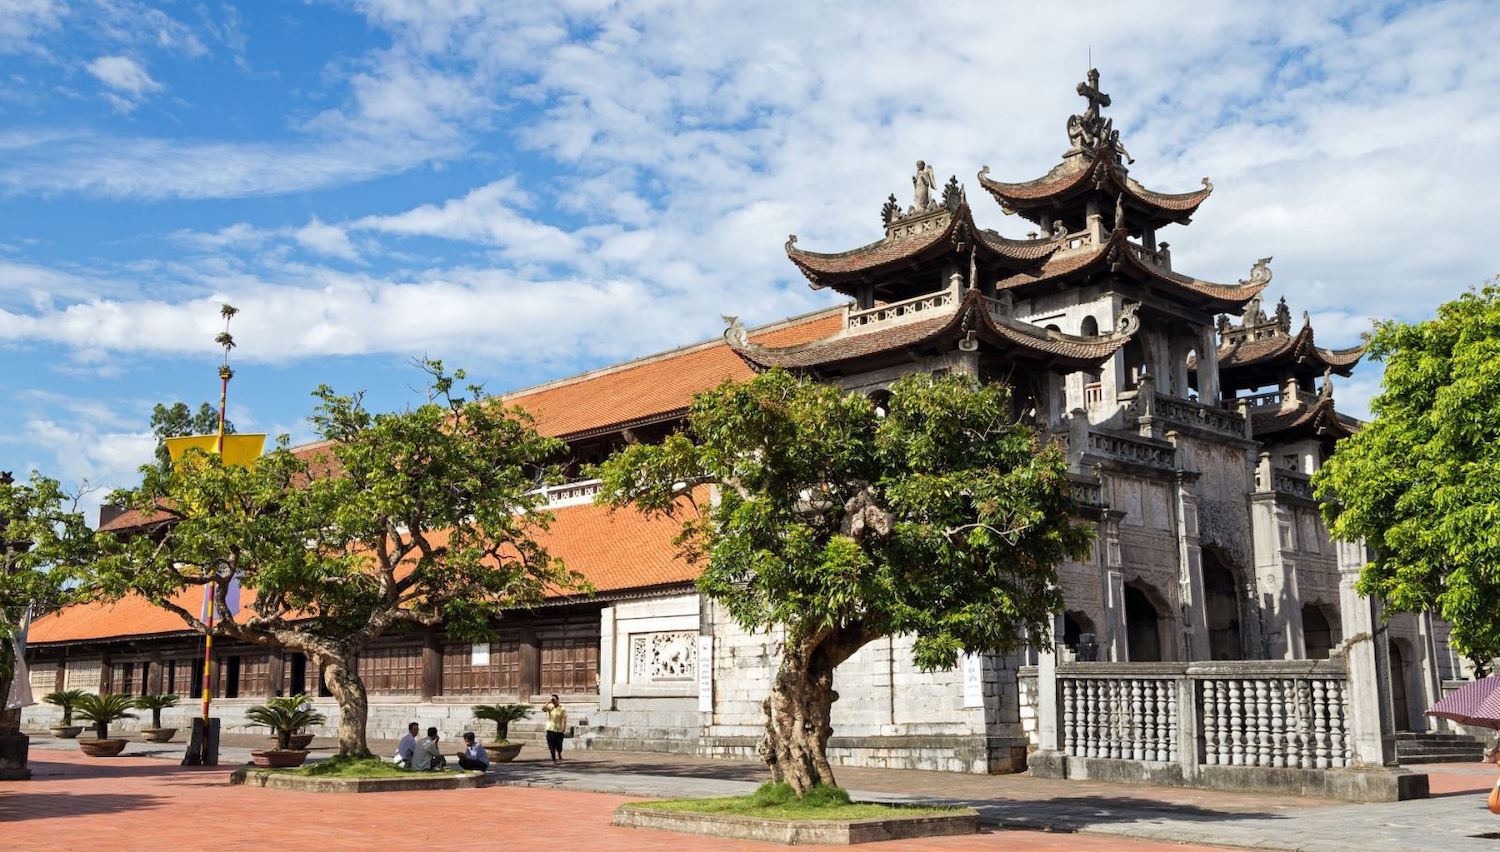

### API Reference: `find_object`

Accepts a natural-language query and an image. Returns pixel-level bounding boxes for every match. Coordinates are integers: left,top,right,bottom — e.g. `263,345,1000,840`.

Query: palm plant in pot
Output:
132,693,180,743
264,694,317,750
74,693,138,757
472,703,531,763
246,699,326,768
43,689,87,738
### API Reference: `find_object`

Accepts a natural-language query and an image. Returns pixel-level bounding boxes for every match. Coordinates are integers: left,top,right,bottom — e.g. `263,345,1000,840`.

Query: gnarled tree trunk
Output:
759,627,872,795
321,655,372,758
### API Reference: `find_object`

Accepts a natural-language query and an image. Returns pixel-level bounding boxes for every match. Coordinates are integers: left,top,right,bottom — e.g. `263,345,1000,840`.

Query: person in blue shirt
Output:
456,731,489,771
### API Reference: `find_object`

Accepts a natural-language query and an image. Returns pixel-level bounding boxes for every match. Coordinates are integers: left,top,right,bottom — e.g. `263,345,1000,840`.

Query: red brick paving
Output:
1408,761,1500,796
2,749,1229,851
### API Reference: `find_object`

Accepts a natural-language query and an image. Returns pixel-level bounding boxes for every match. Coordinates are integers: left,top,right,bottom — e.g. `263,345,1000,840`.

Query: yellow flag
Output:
164,434,267,469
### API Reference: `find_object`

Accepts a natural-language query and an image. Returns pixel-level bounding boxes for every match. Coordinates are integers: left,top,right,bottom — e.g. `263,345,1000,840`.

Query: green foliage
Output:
1,472,95,632
292,756,459,777
92,360,588,756
246,701,328,750
639,783,957,819
149,402,235,473
74,693,138,739
44,688,88,725
132,693,180,728
472,703,531,743
594,370,1090,670
1315,282,1500,663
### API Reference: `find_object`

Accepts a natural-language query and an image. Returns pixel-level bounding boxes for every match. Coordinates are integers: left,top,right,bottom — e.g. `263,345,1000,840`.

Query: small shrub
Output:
800,784,852,808
749,781,797,808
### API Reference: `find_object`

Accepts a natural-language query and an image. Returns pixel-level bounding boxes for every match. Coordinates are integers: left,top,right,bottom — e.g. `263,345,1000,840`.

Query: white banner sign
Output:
471,642,490,666
961,652,984,708
697,634,714,712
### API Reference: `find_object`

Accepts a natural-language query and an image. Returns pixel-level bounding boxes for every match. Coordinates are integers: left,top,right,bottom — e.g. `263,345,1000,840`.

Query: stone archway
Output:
1062,611,1098,660
1202,555,1242,661
1389,639,1412,731
1302,604,1336,660
1124,584,1166,662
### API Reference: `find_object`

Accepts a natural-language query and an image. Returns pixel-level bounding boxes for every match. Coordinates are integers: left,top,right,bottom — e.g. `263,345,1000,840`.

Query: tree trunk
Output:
321,655,372,758
760,632,864,796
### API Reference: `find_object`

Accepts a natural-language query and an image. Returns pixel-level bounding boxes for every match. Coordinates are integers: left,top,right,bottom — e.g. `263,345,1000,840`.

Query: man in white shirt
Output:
455,732,489,771
394,722,419,767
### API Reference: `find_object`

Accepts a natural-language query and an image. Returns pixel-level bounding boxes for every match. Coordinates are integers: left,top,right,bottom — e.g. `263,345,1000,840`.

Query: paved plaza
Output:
5,734,1500,850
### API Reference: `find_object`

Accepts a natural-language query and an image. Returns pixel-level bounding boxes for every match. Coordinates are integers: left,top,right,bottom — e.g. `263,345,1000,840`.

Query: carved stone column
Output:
1336,539,1396,766
598,606,616,712
1100,511,1128,662
1028,612,1067,778
1166,441,1209,661
1196,325,1220,402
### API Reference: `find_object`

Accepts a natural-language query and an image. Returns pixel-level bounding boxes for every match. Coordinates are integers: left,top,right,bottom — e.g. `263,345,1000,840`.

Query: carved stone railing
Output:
845,288,957,330
1128,243,1170,269
537,478,602,507
1068,476,1105,509
1055,228,1094,253
1254,460,1316,501
1061,671,1178,762
1084,430,1176,470
1053,661,1351,770
1221,389,1318,412
1149,393,1247,439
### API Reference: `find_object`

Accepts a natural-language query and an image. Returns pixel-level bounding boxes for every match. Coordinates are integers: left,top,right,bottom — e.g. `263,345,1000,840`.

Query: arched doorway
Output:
1124,585,1164,662
1202,557,1242,661
1062,611,1098,660
1388,640,1412,731
1302,605,1334,659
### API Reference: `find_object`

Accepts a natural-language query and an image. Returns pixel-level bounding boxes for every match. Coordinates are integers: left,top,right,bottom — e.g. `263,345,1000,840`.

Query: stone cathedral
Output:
22,71,1467,774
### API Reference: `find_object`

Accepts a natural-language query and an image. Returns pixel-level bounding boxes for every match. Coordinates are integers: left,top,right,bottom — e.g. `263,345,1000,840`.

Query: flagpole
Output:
201,307,238,723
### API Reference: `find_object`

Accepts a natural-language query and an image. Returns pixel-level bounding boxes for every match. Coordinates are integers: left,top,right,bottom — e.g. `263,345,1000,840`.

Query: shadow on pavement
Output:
19,756,232,783
495,756,767,783
0,791,170,822
960,794,1287,831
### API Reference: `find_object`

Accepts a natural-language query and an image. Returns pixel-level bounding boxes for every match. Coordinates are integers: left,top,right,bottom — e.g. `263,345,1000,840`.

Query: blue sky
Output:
3,0,1498,522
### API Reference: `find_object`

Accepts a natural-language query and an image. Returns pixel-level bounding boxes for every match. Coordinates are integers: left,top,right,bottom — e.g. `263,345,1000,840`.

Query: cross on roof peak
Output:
1076,68,1110,120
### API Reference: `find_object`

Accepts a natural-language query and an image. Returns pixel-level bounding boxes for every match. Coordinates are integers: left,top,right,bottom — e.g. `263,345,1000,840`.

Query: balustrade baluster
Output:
1254,679,1270,767
1312,679,1330,769
1085,680,1098,758
1163,680,1177,762
1228,680,1243,765
1269,680,1286,767
1216,679,1231,764
1327,680,1347,768
1063,678,1077,756
1130,679,1144,760
1294,679,1312,768
1201,679,1218,765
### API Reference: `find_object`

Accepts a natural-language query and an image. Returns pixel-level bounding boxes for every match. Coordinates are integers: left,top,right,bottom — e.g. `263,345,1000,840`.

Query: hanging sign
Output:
471,642,490,666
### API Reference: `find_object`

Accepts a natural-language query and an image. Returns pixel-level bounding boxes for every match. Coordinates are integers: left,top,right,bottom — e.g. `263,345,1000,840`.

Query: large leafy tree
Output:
148,402,235,472
1315,282,1500,668
1,472,96,727
595,370,1090,794
95,363,584,756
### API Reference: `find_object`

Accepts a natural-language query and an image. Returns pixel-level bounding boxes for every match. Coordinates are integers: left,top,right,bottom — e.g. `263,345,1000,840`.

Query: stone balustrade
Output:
537,478,602,507
1127,243,1170,269
1220,389,1318,411
1084,430,1176,470
1054,661,1351,770
846,288,957,330
1149,393,1247,439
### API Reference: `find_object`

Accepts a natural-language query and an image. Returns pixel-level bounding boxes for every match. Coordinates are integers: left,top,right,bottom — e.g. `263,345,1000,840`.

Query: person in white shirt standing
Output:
455,732,489,771
394,722,419,767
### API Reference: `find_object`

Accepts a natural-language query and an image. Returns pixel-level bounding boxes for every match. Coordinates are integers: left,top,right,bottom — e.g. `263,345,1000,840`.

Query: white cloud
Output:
351,178,585,263
85,54,162,109
294,218,359,261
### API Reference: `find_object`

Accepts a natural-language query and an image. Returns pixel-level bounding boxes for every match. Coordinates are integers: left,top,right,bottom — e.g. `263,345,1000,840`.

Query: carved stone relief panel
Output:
630,631,698,682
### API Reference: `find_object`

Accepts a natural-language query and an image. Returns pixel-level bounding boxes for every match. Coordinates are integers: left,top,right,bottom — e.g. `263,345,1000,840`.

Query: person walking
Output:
543,694,567,762
1488,738,1500,815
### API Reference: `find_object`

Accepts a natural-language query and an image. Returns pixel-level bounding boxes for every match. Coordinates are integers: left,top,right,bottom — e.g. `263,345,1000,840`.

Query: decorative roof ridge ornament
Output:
1066,67,1133,164
1114,301,1142,338
911,159,937,213
1274,296,1292,332
1238,256,1273,288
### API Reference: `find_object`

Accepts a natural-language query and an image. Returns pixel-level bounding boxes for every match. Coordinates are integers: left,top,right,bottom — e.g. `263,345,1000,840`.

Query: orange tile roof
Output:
31,499,698,645
504,309,843,438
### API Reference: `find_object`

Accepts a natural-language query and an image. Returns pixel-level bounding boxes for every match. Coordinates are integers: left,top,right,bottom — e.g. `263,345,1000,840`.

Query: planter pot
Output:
140,728,177,743
250,749,309,768
286,733,315,750
79,739,128,757
49,725,84,739
487,743,523,763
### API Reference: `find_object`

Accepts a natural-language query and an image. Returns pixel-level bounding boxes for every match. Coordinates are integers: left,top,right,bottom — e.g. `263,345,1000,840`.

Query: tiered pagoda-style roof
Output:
1213,295,1364,393
785,174,1062,303
1248,381,1362,443
977,69,1213,238
725,287,1135,377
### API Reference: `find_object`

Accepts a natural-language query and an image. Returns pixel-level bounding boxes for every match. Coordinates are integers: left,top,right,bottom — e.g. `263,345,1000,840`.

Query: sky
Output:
2,0,1497,523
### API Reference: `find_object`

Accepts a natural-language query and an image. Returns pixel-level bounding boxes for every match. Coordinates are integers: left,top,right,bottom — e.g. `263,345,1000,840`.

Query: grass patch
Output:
271,756,464,778
635,782,960,821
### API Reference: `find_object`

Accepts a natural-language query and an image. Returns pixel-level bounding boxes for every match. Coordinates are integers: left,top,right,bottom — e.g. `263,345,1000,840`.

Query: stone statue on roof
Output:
911,161,937,212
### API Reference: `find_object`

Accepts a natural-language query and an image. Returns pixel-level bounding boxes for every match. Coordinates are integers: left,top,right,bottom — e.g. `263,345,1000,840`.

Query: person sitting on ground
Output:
455,731,489,772
412,726,447,771
393,721,419,768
